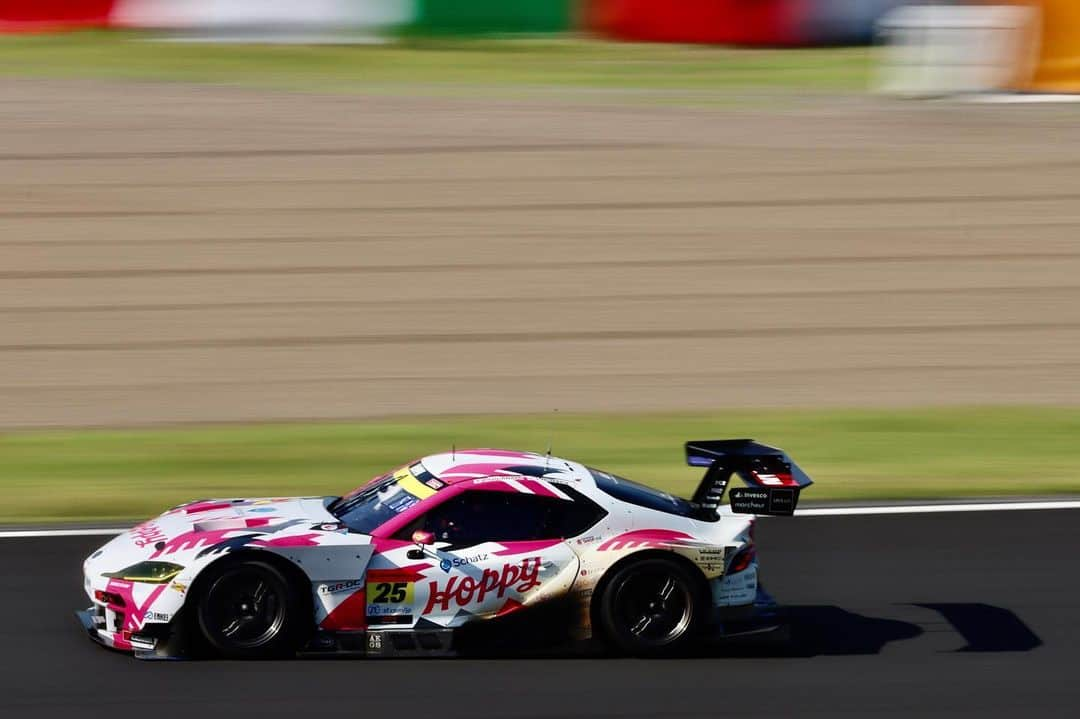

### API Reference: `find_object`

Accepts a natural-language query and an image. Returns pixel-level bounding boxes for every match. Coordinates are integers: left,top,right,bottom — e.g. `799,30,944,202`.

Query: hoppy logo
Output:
423,557,542,614
131,522,167,548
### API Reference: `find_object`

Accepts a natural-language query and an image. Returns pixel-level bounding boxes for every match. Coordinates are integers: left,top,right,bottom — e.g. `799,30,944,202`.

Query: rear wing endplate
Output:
685,439,812,518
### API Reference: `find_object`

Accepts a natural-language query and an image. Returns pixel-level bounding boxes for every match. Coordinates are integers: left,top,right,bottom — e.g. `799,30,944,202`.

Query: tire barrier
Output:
586,0,801,46
110,0,415,39
2,0,573,38
0,1,417,40
585,0,909,47
0,0,117,31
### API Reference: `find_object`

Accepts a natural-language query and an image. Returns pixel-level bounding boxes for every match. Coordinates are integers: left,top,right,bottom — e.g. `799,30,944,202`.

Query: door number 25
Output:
370,581,409,604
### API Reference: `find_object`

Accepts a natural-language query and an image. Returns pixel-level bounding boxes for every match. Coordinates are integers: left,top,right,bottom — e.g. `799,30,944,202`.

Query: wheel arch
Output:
588,548,712,640
185,549,316,630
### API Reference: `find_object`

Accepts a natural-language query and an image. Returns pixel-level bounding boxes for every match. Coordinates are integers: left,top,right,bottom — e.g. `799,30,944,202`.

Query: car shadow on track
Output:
450,602,1041,661
914,602,1043,653
704,603,1042,658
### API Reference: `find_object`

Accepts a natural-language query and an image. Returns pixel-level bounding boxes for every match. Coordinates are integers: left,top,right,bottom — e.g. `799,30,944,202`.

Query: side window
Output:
551,485,608,537
394,489,605,547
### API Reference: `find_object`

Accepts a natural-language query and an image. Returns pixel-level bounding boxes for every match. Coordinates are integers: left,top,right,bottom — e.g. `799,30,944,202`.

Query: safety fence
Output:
4,0,1080,88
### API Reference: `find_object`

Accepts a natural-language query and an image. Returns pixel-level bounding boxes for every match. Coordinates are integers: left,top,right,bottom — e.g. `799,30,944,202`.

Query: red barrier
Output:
586,0,806,46
0,1,117,32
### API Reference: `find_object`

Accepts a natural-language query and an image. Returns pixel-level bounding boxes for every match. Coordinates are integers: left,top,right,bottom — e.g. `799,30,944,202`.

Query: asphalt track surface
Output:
2,509,1077,718
4,81,1080,427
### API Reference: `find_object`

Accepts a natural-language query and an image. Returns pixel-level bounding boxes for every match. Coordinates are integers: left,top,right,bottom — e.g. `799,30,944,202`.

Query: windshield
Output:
330,465,436,534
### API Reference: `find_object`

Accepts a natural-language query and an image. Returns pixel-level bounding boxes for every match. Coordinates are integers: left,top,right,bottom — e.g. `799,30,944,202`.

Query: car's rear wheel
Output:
597,557,704,656
195,559,298,659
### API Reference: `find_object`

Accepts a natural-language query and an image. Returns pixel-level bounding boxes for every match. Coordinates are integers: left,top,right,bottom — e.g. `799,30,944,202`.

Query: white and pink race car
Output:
78,439,812,659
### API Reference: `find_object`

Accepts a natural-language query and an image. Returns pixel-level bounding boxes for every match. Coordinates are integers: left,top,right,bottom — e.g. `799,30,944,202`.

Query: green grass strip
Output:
1,407,1078,523
0,32,871,96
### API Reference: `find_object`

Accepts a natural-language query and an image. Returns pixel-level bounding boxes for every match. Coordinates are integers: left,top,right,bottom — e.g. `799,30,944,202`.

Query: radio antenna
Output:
544,409,557,473
451,443,456,462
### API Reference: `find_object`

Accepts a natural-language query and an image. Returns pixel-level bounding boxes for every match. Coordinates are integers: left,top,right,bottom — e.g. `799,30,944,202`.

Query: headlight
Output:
103,561,184,583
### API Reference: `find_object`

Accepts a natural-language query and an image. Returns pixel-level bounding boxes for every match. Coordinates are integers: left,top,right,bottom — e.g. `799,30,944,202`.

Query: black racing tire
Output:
195,559,300,659
596,556,705,657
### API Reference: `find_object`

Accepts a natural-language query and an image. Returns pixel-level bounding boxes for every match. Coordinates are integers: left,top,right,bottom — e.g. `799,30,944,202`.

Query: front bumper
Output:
76,605,182,659
81,546,191,659
77,605,137,650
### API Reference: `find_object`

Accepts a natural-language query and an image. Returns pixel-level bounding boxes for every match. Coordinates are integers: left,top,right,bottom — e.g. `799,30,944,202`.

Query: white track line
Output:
1,500,1078,538
794,500,1080,517
965,93,1080,104
0,528,126,539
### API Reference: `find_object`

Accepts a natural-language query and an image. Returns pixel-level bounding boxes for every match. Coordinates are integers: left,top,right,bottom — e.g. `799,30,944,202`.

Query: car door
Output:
401,489,583,627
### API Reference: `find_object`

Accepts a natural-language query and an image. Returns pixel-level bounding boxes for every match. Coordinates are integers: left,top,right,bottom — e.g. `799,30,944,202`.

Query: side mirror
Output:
407,530,435,559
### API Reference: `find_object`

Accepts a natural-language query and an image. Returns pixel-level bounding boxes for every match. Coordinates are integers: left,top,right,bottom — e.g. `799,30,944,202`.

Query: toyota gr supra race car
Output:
78,439,812,659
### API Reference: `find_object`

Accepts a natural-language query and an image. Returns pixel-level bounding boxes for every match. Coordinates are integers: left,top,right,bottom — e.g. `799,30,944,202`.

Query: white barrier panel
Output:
113,0,416,40
876,5,1039,97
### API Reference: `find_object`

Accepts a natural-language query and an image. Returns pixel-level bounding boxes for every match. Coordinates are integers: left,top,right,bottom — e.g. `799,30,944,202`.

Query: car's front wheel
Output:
195,559,299,659
596,556,705,656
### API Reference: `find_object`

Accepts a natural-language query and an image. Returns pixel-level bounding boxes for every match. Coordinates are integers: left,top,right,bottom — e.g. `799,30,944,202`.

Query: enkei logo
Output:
423,557,542,614
131,522,167,548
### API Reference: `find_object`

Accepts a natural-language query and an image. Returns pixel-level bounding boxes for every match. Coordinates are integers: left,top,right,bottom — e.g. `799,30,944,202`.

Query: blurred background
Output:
2,0,1079,523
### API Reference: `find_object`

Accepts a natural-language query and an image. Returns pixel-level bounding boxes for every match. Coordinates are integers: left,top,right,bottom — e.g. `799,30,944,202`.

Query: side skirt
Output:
300,629,456,658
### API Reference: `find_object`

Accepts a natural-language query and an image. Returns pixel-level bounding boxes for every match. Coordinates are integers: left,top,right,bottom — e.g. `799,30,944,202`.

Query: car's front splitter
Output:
76,606,185,660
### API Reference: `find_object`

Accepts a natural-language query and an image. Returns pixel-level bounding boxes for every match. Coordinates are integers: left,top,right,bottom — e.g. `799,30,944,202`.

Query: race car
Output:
78,439,812,659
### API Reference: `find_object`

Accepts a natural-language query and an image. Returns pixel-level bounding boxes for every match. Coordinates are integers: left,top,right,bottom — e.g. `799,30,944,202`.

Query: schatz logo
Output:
439,552,488,573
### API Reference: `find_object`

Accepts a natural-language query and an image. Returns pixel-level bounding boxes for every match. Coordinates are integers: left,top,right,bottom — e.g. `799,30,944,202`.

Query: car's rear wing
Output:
685,439,812,518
